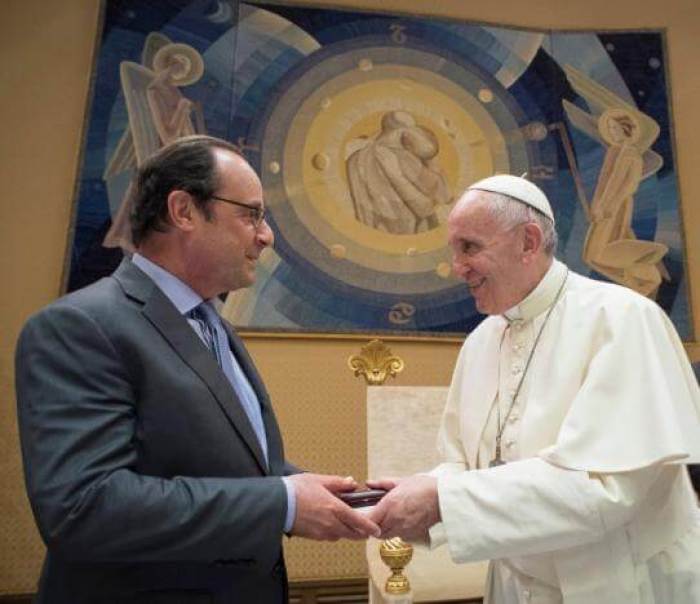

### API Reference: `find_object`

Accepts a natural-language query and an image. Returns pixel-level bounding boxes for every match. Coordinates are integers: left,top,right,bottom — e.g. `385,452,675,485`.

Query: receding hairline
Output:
210,144,253,170
449,188,499,219
209,146,262,193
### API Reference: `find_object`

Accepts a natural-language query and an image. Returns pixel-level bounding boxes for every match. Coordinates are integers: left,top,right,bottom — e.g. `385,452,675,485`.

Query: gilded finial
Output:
379,537,413,594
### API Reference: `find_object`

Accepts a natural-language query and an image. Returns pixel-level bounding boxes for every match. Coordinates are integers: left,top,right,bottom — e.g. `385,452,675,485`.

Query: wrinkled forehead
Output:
447,191,501,240
449,190,495,224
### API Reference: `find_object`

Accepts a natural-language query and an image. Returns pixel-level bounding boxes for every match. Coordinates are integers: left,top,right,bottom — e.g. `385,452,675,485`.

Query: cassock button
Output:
511,365,523,375
508,413,519,423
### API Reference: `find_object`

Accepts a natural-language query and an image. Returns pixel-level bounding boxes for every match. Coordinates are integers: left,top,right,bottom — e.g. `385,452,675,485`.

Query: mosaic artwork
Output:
67,0,691,338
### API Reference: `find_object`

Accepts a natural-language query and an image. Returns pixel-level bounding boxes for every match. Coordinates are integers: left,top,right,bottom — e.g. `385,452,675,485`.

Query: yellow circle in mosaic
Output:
478,88,494,103
311,152,330,171
436,262,452,279
297,77,495,256
329,243,347,259
358,58,373,71
264,55,514,282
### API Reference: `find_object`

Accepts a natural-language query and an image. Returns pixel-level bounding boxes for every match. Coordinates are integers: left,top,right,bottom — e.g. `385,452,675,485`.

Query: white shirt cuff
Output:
281,476,296,533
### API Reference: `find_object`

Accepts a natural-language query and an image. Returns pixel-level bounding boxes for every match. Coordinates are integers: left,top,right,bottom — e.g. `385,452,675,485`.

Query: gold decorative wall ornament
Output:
348,339,405,385
379,537,413,594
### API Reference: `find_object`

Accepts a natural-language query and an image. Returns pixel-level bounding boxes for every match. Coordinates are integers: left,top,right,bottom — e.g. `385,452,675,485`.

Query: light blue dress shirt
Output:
131,253,296,532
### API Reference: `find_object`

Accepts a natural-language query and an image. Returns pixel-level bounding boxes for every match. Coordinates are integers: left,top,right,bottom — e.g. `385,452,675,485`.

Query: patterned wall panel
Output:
246,337,459,579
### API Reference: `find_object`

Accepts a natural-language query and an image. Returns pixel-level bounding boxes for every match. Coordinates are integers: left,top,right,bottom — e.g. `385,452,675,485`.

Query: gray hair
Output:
477,190,558,256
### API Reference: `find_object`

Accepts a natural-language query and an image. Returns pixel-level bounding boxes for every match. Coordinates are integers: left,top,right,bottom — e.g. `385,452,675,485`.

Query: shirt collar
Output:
503,258,568,323
132,253,203,315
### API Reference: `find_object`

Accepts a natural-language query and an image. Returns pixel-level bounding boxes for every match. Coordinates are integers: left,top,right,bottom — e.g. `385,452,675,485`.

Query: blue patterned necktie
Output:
188,302,268,463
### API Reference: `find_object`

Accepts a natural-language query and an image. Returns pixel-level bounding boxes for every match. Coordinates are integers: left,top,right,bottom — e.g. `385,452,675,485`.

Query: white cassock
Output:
428,259,700,603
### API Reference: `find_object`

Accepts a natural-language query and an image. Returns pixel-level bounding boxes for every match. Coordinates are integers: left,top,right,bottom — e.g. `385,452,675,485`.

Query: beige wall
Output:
1,0,698,594
1,1,103,593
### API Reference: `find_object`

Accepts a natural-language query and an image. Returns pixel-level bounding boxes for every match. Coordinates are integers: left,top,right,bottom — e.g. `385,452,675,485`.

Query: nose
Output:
256,219,274,249
452,253,469,279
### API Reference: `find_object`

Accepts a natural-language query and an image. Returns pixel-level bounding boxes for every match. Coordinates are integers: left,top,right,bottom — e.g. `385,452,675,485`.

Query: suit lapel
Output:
113,260,269,474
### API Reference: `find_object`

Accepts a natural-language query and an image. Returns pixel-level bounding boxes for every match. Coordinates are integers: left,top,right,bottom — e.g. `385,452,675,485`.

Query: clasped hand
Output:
289,473,440,543
289,473,380,541
366,475,440,542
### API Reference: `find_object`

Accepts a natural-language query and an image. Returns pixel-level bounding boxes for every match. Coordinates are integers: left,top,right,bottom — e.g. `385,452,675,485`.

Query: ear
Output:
521,222,543,263
166,190,198,233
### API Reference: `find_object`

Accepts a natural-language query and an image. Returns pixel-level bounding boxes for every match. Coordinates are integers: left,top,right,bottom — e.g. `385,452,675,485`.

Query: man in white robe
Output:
368,175,700,603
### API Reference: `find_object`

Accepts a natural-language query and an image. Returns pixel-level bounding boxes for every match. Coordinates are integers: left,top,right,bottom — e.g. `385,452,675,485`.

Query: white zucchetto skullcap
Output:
467,174,555,224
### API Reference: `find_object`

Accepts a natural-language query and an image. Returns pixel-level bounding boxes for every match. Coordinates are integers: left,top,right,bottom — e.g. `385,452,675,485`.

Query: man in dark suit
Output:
15,135,379,603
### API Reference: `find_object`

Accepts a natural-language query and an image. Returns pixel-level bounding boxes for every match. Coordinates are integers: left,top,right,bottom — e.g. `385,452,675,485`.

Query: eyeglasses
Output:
211,195,266,228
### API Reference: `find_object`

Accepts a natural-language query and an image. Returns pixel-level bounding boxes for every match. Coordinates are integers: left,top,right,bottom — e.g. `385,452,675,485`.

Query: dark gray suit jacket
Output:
16,259,294,603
